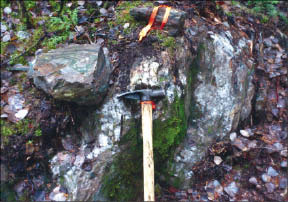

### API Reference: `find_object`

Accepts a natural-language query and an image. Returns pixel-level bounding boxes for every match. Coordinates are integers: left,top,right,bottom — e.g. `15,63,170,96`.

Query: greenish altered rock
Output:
32,44,112,106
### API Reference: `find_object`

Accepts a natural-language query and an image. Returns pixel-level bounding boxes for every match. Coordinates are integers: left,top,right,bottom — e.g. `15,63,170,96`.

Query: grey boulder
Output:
32,44,111,106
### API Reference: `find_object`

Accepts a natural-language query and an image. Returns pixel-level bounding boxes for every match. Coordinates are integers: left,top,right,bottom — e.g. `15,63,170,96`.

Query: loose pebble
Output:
280,149,287,157
2,34,11,42
261,174,271,183
249,177,258,185
280,161,287,168
100,8,108,16
214,156,223,165
267,166,279,177
224,182,238,198
4,7,12,14
123,23,130,29
230,132,237,142
240,129,251,137
1,24,7,33
265,182,275,193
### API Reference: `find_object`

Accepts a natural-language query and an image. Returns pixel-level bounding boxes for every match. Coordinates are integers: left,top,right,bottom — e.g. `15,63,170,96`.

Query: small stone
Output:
265,182,275,193
249,177,258,185
66,2,73,7
2,34,11,42
261,173,271,182
263,38,272,47
232,138,248,151
78,1,85,6
273,142,283,151
223,21,230,28
1,24,7,33
279,177,287,189
248,140,257,149
229,132,237,142
15,109,29,120
280,149,287,157
4,7,12,14
224,182,238,198
123,23,130,29
96,1,103,7
99,8,108,16
214,156,223,165
267,166,279,177
16,31,30,40
280,161,287,168
240,129,251,137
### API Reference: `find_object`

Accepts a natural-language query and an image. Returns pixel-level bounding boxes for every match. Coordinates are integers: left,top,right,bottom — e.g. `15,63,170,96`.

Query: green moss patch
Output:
0,119,42,147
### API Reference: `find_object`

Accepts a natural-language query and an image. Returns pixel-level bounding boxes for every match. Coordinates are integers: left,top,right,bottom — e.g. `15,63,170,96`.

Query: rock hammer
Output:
117,89,165,201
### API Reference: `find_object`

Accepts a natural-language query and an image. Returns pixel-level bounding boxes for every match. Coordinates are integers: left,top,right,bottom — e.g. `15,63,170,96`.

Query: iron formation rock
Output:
32,44,112,106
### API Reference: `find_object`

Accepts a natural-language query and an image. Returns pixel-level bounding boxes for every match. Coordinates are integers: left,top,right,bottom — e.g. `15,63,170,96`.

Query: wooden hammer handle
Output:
141,103,155,201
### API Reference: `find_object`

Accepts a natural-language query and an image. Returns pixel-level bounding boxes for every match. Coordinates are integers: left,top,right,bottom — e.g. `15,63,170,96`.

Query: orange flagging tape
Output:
139,5,171,42
140,101,156,110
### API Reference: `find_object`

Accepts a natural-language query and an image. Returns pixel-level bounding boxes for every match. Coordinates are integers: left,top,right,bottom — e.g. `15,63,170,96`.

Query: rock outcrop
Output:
49,19,255,202
32,44,112,106
170,30,255,187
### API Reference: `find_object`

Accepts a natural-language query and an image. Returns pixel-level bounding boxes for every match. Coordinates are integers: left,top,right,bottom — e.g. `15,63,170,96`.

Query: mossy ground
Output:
101,95,186,201
0,118,42,148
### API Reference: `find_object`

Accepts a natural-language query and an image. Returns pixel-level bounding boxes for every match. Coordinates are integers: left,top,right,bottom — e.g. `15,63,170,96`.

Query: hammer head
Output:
117,89,165,101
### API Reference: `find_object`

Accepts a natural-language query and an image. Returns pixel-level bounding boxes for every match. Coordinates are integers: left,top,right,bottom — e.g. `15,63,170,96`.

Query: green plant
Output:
1,119,32,147
43,8,78,50
110,1,153,34
247,0,287,24
35,128,42,137
154,30,176,55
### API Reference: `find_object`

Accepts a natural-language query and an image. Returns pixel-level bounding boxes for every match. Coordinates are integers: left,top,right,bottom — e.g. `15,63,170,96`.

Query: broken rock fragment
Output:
32,44,112,106
130,6,186,36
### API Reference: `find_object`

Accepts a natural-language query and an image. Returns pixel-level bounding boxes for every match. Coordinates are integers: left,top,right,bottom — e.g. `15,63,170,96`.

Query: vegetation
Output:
110,1,153,34
247,0,288,24
0,118,42,147
154,30,176,53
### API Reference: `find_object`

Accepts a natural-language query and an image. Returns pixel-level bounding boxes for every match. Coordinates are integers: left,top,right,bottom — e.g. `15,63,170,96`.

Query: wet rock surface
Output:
32,44,112,106
171,27,255,187
1,1,288,202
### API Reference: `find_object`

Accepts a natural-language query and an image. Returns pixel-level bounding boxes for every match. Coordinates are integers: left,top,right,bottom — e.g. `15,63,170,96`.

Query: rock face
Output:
32,44,111,105
130,7,186,36
171,30,255,187
49,29,255,200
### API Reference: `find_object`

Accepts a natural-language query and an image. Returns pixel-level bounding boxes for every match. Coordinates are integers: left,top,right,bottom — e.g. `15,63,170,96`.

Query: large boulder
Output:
32,44,112,106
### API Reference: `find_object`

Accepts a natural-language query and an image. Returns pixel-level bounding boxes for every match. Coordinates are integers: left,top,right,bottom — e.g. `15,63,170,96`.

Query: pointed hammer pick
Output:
117,89,165,201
